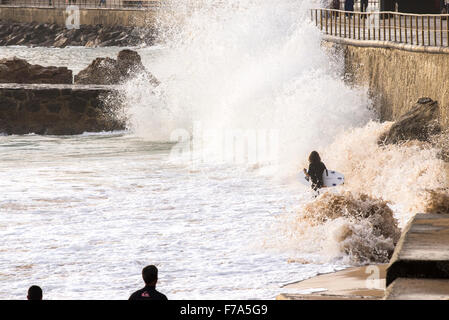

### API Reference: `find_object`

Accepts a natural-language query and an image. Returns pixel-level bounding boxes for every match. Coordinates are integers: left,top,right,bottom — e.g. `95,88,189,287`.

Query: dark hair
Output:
142,265,158,285
27,285,42,300
308,151,321,164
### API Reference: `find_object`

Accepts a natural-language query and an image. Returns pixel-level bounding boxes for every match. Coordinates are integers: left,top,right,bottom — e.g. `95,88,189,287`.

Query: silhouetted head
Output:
142,265,158,286
27,285,42,300
308,151,321,164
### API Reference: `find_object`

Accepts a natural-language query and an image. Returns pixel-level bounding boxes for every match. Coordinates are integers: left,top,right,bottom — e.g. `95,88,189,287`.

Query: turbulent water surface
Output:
1,0,448,299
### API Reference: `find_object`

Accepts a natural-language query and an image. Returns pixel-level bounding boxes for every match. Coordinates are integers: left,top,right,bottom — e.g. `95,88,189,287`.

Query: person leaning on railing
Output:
361,0,368,12
344,0,354,17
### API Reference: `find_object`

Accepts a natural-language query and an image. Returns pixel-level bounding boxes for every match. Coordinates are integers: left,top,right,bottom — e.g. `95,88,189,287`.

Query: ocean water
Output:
1,0,448,299
0,132,343,299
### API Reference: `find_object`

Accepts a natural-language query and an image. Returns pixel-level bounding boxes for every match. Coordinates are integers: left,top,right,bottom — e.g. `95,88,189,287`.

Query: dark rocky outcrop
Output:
0,57,72,84
379,98,441,144
74,49,159,85
0,20,156,48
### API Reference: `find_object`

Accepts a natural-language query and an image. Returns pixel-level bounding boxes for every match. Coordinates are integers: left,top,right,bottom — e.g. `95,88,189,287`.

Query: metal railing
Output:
311,8,449,47
0,0,161,9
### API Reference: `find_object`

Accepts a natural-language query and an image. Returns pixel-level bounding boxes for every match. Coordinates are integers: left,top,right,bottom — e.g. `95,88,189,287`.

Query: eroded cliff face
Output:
340,43,449,129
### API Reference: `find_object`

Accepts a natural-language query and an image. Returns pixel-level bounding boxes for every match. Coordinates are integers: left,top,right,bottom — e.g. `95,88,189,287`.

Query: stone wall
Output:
0,83,125,135
332,40,449,129
0,7,155,27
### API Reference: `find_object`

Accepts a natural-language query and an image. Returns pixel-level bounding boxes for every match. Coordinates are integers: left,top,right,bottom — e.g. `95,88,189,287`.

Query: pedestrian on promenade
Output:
331,0,340,9
129,265,168,300
331,0,340,17
360,0,369,19
344,0,354,17
27,286,43,300
98,0,106,7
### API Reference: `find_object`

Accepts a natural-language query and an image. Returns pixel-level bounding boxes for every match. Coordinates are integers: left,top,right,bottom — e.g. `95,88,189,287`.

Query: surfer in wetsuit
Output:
303,151,327,191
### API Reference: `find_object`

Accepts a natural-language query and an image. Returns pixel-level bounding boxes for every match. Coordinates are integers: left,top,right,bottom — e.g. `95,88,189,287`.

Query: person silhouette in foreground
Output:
27,285,43,300
129,265,168,300
303,151,327,192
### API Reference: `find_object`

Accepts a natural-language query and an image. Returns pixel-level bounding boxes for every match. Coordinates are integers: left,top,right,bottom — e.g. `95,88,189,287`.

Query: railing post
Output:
388,14,391,41
440,16,443,47
422,16,425,46
434,15,437,46
358,13,361,40
339,10,342,37
378,13,381,40
344,12,347,38
330,10,333,35
363,13,366,40
326,9,329,34
320,9,323,31
335,10,338,36
428,16,431,46
394,13,397,42
416,15,419,45
446,16,449,47
383,13,386,41
353,11,356,39
410,15,413,45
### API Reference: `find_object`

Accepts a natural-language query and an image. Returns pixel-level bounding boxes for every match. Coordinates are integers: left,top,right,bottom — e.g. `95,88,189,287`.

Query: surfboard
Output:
298,169,345,188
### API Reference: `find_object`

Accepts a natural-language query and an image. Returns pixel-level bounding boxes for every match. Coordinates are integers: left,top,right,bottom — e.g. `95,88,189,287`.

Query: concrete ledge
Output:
386,213,449,286
0,83,124,135
277,265,387,300
384,278,449,300
323,35,449,55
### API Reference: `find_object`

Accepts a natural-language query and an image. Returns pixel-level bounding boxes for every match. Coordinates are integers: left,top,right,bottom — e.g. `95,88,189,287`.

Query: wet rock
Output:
0,57,72,84
379,98,441,144
74,57,120,85
74,49,159,86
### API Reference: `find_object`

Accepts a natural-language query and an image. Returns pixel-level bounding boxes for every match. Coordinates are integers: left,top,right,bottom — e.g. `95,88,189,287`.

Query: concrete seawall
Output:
0,83,125,135
325,37,449,129
0,6,155,27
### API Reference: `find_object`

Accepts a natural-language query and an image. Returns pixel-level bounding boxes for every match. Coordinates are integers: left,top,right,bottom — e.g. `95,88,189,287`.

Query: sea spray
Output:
269,190,401,264
123,0,373,170
323,122,449,226
121,0,448,263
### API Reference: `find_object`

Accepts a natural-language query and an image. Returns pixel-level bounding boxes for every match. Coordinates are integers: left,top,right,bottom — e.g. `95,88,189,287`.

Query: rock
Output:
0,57,72,84
53,36,69,48
74,49,159,86
74,57,120,85
0,20,156,48
379,98,441,145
